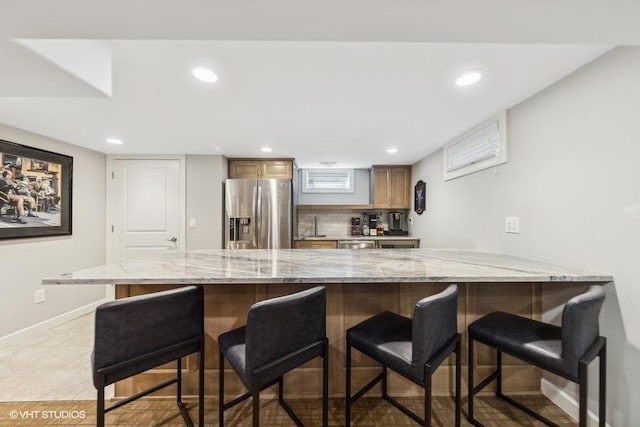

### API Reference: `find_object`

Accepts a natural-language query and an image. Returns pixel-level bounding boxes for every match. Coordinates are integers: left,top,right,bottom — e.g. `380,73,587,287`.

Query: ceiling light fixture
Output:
261,147,273,153
455,70,483,87
319,161,337,167
106,138,123,145
192,67,218,84
386,148,398,154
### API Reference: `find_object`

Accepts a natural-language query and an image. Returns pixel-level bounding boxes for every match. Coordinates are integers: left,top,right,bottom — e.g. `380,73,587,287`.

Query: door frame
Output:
105,154,186,299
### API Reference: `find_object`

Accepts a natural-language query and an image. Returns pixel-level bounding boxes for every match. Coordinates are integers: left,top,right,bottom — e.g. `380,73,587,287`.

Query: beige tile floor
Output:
0,313,96,402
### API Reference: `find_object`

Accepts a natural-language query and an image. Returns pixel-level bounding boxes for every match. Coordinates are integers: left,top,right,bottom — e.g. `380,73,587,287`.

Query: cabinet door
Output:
390,167,411,209
229,160,261,178
377,239,420,249
294,240,337,249
372,167,391,208
261,160,293,179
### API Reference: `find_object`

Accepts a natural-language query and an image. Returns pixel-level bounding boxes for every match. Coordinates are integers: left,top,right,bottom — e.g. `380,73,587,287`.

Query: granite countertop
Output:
43,249,612,285
296,235,419,241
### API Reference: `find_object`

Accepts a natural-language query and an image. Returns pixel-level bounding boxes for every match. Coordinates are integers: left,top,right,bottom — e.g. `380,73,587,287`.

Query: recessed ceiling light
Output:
319,161,337,167
455,70,483,87
261,147,273,153
386,148,398,154
192,67,218,84
106,138,123,145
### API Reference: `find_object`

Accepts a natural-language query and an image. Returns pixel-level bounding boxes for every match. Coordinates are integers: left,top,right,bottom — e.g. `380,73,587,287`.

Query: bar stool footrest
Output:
498,392,560,427
383,394,424,425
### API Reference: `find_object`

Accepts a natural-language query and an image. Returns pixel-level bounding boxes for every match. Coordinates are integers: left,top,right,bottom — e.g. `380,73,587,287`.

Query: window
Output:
301,169,354,193
443,111,508,181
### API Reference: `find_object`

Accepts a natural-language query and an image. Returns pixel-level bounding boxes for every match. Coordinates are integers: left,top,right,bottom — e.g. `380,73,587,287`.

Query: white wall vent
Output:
301,169,355,193
443,111,508,181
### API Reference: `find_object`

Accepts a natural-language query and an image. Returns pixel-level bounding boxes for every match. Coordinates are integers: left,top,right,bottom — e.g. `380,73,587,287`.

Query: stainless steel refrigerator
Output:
224,178,292,249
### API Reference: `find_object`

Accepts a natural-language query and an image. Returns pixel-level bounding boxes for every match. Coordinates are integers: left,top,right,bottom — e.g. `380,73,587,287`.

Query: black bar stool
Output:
468,285,606,427
92,285,205,427
218,286,328,427
346,284,461,427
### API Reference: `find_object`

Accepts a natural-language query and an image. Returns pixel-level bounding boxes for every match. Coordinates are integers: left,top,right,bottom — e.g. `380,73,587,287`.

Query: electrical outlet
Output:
34,288,46,304
505,216,520,234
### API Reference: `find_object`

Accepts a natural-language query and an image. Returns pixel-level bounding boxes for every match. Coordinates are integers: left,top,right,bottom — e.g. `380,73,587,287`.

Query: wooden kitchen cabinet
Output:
377,239,420,249
372,165,411,209
293,240,338,249
228,159,293,179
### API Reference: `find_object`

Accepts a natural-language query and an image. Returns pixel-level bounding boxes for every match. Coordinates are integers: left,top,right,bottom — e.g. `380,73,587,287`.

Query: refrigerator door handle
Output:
252,185,258,248
256,185,263,248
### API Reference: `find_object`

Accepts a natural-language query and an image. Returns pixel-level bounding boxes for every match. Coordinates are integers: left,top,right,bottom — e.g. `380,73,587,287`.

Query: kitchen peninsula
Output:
44,249,612,400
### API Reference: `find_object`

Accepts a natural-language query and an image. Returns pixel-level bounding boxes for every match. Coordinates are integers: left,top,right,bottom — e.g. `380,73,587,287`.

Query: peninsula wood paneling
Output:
114,282,551,400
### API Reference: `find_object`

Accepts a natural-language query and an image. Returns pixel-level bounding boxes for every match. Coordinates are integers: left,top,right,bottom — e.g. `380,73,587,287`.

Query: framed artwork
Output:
0,139,73,239
414,180,426,214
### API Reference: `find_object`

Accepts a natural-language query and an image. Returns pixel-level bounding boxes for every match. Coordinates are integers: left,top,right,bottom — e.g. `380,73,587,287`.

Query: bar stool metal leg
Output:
496,349,502,398
424,369,432,427
468,334,474,422
323,338,329,427
579,359,588,427
599,343,606,427
382,366,388,399
455,339,461,427
252,390,260,427
198,340,205,427
219,348,225,427
176,358,182,406
97,387,105,427
346,339,352,426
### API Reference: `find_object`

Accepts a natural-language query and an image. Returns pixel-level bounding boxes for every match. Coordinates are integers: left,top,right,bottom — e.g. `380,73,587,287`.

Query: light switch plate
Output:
34,288,45,304
189,217,197,228
505,216,520,234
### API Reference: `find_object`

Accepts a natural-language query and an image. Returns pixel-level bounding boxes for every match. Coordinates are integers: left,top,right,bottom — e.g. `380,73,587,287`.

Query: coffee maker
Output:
388,212,407,236
367,213,378,233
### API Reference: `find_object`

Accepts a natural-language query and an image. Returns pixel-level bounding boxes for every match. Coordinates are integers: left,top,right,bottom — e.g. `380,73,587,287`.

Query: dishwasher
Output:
337,240,376,249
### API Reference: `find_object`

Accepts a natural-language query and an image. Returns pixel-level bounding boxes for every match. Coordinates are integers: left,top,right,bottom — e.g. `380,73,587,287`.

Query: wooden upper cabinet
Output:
228,160,261,178
261,160,292,179
228,159,293,179
372,167,391,208
372,165,411,209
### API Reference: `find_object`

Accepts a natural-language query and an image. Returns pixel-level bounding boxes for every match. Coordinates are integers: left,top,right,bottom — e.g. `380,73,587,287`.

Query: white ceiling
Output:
1,0,636,168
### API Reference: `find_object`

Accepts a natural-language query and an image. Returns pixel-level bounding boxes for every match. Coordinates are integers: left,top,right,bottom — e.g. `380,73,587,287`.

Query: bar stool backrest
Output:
245,286,326,373
93,286,204,387
561,285,605,375
411,284,458,367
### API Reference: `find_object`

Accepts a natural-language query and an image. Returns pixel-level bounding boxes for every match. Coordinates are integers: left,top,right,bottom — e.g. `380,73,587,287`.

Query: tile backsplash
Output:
296,209,407,238
297,210,356,238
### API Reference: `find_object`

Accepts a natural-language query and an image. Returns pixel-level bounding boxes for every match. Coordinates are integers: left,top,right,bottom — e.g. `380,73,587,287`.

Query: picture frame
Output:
0,139,73,239
414,180,426,214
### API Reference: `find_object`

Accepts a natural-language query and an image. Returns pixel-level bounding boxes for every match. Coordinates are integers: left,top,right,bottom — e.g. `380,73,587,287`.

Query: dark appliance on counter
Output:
387,211,408,236
350,217,362,235
366,213,379,235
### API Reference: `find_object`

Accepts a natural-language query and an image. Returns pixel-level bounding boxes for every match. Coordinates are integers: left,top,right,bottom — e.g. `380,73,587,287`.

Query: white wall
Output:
0,124,106,338
410,47,640,426
185,155,227,249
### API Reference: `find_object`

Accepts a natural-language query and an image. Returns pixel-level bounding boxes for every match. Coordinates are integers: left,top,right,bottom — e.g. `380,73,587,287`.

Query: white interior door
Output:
109,159,184,264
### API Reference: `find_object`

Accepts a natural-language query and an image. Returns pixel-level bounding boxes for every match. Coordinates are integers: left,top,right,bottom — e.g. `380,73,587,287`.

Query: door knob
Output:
165,237,178,243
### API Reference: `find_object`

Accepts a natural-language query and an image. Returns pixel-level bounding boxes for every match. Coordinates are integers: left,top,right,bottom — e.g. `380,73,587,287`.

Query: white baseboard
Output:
0,299,106,346
541,378,610,427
